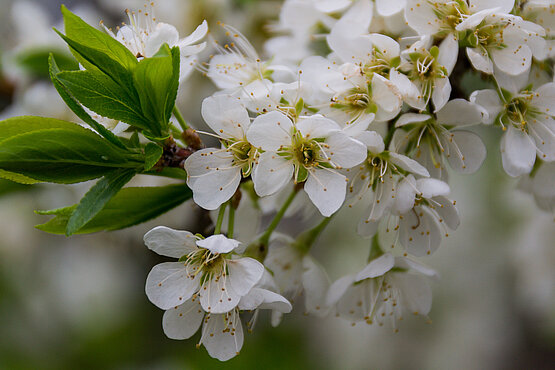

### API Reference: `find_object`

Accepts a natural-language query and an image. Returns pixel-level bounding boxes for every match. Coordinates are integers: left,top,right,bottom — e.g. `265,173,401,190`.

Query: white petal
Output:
393,274,433,315
438,34,458,75
389,152,430,177
185,149,241,210
372,74,402,120
227,258,265,297
302,256,330,317
394,257,439,278
179,20,209,46
376,0,405,16
325,132,368,168
405,0,441,35
357,218,381,238
252,152,294,196
531,82,555,113
201,95,250,139
532,162,555,199
395,113,431,128
305,168,347,216
390,70,425,110
392,175,417,215
470,0,515,13
144,226,198,258
355,253,395,281
432,196,460,230
443,130,487,174
491,44,532,76
436,99,484,126
367,34,400,58
144,22,179,57
432,77,451,112
146,262,200,310
399,206,442,256
469,89,502,124
247,111,294,151
326,274,356,307
466,47,494,74
501,126,536,177
197,234,241,254
162,299,204,339
238,288,292,313
416,178,451,198
297,115,340,139
201,313,243,361
356,132,383,155
334,280,375,321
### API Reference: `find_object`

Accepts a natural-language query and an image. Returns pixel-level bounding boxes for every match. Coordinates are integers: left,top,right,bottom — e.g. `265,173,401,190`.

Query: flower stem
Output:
295,215,334,254
227,204,236,239
172,105,189,131
258,188,298,247
214,203,228,235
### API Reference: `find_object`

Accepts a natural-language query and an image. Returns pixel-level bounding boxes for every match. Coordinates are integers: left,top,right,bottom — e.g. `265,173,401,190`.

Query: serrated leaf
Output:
57,5,137,89
0,127,143,184
0,115,85,143
144,143,163,170
36,184,192,234
56,69,150,130
133,44,180,136
49,55,128,149
66,168,136,235
0,169,40,184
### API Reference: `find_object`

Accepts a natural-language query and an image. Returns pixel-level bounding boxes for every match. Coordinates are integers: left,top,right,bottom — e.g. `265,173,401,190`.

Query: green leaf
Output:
0,169,40,184
17,49,78,79
66,168,136,235
133,45,180,136
144,143,163,170
0,127,143,183
0,115,85,143
57,5,137,89
49,54,128,150
56,69,150,130
36,184,193,234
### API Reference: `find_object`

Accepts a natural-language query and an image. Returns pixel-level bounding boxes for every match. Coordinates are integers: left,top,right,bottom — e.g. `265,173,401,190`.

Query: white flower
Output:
246,112,367,216
326,252,437,327
103,5,208,82
392,99,487,180
144,227,264,313
264,233,330,324
392,175,460,256
398,37,455,111
470,83,555,177
343,130,430,237
518,161,555,214
162,283,291,361
184,95,258,210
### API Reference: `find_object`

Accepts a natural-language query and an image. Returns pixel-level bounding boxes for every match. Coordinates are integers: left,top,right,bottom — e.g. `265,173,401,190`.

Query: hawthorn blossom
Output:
144,227,264,313
264,233,330,324
184,95,257,210
162,283,291,361
470,83,555,177
103,4,208,81
246,111,367,216
392,98,487,180
327,252,437,327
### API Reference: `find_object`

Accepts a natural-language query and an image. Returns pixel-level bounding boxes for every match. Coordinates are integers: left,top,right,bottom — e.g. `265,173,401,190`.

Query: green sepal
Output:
17,49,78,79
296,165,309,182
36,184,193,235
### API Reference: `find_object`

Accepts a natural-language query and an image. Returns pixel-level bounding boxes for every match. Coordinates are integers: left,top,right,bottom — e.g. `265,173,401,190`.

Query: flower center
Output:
225,139,257,176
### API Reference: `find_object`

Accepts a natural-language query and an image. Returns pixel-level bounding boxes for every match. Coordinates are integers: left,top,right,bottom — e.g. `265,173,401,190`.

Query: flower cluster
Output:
16,0,551,362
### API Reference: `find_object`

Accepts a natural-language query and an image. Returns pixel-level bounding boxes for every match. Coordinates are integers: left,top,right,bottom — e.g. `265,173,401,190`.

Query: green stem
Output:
227,204,236,239
172,105,189,131
214,203,228,235
295,215,334,254
258,188,298,246
383,120,396,150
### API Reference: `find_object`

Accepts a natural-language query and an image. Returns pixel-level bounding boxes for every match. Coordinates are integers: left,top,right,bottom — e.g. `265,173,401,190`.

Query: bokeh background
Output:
0,0,553,369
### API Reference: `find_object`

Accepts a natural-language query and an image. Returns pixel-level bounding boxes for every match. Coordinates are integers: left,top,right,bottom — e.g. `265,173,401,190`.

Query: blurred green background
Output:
0,0,553,368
